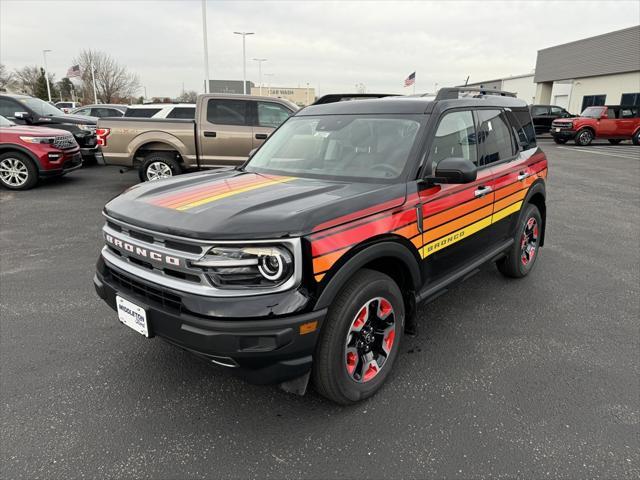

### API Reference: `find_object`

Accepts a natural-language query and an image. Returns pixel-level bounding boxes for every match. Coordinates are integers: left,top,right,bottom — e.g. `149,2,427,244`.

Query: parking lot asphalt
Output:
1,140,639,479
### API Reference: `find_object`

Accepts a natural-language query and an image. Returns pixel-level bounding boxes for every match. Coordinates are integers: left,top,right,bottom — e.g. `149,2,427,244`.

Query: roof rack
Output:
435,87,517,101
312,93,398,105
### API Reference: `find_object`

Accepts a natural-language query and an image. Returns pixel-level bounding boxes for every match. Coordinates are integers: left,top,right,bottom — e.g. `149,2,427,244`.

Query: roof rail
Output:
435,87,517,101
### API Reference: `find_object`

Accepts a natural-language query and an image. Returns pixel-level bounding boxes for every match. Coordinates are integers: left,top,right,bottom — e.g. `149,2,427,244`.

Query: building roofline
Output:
537,25,640,53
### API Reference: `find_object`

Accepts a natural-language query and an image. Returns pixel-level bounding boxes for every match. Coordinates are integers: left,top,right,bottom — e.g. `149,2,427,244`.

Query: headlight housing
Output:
77,124,96,132
20,136,55,144
191,244,294,289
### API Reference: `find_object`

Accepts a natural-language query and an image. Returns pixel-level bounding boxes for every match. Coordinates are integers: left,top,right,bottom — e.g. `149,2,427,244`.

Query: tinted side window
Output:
0,99,19,117
476,109,516,166
508,108,537,151
257,102,291,128
74,108,91,116
167,107,196,119
91,108,119,117
606,108,617,119
531,106,548,116
124,108,161,118
621,107,638,119
550,106,565,115
207,99,249,126
429,110,477,170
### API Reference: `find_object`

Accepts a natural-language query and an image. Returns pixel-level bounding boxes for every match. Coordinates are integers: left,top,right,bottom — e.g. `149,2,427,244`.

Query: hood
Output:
0,125,73,136
104,170,407,240
37,113,98,125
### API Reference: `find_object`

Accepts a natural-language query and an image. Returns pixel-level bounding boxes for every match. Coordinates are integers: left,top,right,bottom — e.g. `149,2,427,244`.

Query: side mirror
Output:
431,157,477,184
14,111,31,121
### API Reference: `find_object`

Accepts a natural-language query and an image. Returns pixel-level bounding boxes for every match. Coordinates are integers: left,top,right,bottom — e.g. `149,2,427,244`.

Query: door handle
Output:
203,131,216,137
255,133,268,140
474,185,492,198
517,171,530,181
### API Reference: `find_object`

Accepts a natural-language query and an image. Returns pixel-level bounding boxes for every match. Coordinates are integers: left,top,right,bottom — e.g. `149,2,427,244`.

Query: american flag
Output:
404,71,415,87
66,65,81,78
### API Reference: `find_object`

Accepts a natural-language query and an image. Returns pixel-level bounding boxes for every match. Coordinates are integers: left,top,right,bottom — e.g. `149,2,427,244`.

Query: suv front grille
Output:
106,266,183,312
53,134,77,150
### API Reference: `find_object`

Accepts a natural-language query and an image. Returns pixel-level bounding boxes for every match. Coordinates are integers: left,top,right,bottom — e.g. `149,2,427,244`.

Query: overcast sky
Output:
1,0,638,97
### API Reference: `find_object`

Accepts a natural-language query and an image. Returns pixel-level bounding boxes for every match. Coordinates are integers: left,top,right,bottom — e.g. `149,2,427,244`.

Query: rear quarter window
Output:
124,108,162,118
508,108,537,150
166,107,196,119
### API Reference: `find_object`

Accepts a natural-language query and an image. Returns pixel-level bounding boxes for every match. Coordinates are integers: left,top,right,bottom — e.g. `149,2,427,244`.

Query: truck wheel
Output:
0,152,38,190
553,138,567,144
632,130,640,146
139,153,182,182
497,204,542,279
312,269,404,405
574,128,593,146
608,139,622,145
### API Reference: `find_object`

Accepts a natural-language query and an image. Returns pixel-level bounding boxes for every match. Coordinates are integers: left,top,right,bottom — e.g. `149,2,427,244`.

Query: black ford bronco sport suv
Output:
95,87,547,404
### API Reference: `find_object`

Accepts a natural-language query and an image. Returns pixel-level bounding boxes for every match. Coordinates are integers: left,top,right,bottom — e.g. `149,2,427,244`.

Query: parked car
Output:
0,115,82,189
72,104,128,118
0,94,98,162
123,104,196,119
529,104,573,134
94,87,548,404
96,94,298,181
551,105,640,145
55,101,81,113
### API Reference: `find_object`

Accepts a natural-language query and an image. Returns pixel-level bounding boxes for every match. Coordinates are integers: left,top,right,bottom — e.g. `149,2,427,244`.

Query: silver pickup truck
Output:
96,94,298,181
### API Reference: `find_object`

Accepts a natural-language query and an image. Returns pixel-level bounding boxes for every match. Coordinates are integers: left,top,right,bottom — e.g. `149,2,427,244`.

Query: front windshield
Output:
0,115,15,127
580,106,605,118
17,97,64,117
245,115,422,181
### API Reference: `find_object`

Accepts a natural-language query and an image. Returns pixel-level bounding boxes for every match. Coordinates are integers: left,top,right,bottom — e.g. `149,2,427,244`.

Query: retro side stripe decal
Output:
310,167,547,282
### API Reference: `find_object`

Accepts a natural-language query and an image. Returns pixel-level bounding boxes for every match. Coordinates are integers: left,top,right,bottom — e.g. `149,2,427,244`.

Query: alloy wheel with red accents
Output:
312,269,405,405
344,297,397,383
520,217,539,267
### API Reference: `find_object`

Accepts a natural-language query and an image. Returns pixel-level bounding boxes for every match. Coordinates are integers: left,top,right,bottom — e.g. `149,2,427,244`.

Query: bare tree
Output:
0,64,15,92
13,66,40,95
176,90,198,103
73,49,140,103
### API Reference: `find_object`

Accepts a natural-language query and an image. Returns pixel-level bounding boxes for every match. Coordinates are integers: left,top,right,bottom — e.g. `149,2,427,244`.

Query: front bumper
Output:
94,258,326,384
550,127,576,140
39,151,83,177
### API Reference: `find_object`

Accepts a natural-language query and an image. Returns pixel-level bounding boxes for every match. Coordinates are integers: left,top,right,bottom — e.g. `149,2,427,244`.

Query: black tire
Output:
0,151,38,190
608,139,623,145
574,128,594,146
553,137,567,144
139,152,182,182
632,130,640,146
312,269,405,405
497,204,542,279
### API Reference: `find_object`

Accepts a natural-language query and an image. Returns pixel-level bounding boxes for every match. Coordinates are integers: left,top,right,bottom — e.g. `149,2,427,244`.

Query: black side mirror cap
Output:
428,157,477,184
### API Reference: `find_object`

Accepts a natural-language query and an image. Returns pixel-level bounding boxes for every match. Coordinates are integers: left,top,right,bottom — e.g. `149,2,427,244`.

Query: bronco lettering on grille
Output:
105,233,181,266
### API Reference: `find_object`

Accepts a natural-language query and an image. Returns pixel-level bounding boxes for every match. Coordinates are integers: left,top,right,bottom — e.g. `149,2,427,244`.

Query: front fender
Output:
313,239,422,311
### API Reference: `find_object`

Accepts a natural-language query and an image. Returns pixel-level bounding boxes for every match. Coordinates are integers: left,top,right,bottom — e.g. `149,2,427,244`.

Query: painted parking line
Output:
556,146,640,160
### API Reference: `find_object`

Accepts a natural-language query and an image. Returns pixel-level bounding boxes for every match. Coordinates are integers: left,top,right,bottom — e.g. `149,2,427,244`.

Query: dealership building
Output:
461,26,640,114
208,80,316,106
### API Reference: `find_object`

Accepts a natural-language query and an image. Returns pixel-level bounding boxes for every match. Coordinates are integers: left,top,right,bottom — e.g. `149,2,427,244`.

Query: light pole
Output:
264,73,274,96
234,31,254,94
253,58,267,95
42,49,52,102
202,0,210,93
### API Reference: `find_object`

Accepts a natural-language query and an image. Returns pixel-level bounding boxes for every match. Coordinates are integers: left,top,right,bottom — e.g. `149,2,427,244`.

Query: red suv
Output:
0,115,82,190
551,105,640,146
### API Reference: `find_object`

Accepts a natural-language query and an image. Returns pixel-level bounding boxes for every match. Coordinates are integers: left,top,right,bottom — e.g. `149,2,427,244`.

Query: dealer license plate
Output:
555,127,561,132
116,295,149,337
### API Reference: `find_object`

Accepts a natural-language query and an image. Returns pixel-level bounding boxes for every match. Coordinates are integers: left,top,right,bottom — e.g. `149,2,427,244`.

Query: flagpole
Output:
91,63,98,104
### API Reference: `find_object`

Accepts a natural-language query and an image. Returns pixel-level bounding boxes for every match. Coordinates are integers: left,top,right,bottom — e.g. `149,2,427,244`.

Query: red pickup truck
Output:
551,105,640,146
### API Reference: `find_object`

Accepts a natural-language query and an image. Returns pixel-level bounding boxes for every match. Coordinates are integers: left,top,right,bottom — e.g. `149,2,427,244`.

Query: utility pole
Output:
42,49,52,102
91,63,98,104
202,0,210,93
234,31,254,94
253,58,267,95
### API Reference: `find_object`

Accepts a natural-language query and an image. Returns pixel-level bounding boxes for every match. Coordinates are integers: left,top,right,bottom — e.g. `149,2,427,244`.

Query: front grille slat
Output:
106,266,183,312
53,134,77,150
